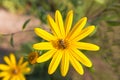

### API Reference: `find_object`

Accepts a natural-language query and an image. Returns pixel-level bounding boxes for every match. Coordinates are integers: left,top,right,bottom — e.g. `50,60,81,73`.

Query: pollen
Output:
52,39,69,50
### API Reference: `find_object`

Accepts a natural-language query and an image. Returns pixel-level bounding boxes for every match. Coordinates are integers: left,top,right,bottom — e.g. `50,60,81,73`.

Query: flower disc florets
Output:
52,39,69,50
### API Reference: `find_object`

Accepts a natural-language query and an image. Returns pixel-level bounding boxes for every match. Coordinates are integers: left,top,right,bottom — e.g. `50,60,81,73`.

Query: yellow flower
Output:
33,10,100,76
28,52,39,64
0,53,31,80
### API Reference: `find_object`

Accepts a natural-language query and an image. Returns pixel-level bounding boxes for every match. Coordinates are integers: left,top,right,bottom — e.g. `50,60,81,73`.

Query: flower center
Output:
28,52,39,64
11,67,20,75
52,39,69,50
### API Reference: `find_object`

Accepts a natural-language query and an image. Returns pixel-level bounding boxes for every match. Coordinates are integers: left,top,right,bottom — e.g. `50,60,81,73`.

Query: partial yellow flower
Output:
33,10,100,76
0,53,31,80
28,52,39,64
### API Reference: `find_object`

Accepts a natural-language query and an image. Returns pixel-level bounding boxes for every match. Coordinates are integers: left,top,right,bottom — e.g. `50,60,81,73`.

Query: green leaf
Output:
10,34,14,47
22,19,31,31
88,66,95,73
106,21,120,26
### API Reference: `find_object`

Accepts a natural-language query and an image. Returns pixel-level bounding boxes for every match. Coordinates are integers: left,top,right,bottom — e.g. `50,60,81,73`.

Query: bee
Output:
58,39,66,49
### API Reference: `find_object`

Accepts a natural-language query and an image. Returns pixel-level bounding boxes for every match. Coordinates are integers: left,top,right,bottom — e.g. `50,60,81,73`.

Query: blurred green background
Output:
0,0,120,80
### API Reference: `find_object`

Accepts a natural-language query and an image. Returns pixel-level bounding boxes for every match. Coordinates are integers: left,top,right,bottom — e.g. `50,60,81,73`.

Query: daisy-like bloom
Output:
28,52,39,64
33,10,100,76
0,53,31,80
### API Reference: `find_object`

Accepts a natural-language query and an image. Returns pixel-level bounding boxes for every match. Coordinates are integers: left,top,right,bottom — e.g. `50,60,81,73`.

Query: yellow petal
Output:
37,49,56,63
10,53,16,65
21,62,28,68
67,17,87,40
4,56,11,66
34,28,56,41
55,10,65,38
19,74,25,80
16,77,21,80
0,72,8,77
18,57,24,65
0,64,10,70
23,68,31,73
13,76,21,80
69,53,84,75
61,50,69,76
33,42,54,50
48,50,63,74
65,10,73,36
47,15,61,37
2,74,10,80
73,42,100,51
70,48,92,67
11,76,17,80
72,26,95,41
